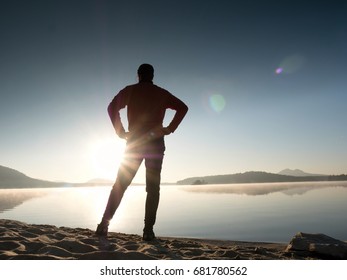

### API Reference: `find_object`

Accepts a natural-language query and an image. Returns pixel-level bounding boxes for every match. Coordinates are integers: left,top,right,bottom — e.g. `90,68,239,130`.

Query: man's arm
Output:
107,89,128,139
165,95,189,134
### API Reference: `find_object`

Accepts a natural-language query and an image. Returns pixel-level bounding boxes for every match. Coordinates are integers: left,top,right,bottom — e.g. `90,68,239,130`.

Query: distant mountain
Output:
0,165,64,189
177,171,347,185
75,178,114,186
87,178,113,184
278,168,324,177
75,179,149,187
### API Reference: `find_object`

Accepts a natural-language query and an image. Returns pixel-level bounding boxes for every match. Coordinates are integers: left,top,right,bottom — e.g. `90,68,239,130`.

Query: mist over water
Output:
1,181,347,243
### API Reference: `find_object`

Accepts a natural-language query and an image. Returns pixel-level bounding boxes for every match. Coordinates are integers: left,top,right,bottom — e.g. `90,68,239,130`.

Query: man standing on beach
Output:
96,64,188,241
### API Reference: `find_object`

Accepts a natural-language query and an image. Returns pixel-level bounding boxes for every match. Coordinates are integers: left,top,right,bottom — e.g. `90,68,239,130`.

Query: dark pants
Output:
102,137,165,230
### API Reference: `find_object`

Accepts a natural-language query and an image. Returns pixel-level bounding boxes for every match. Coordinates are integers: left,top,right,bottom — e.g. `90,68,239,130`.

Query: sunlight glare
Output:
89,137,126,180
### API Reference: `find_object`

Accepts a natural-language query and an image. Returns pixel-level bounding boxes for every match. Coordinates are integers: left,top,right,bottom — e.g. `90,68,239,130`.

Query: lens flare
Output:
275,68,283,74
276,54,306,75
209,94,226,113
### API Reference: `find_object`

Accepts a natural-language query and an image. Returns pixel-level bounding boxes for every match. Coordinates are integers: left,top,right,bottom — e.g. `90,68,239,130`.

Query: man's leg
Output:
143,147,164,240
144,168,161,230
96,149,143,236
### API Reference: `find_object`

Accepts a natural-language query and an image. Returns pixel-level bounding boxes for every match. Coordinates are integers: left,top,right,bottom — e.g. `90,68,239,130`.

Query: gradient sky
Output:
1,0,346,183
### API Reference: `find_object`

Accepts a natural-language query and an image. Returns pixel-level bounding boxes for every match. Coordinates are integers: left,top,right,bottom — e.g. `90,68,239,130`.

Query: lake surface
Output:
1,181,347,243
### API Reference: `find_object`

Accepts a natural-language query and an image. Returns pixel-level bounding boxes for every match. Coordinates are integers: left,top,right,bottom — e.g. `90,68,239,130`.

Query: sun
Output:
89,137,126,181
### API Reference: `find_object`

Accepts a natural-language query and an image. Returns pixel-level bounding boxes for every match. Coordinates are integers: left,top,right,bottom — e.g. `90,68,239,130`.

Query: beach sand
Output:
0,219,314,260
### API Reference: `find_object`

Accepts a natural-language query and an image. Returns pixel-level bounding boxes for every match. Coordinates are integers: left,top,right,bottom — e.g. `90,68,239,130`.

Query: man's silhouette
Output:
96,64,188,241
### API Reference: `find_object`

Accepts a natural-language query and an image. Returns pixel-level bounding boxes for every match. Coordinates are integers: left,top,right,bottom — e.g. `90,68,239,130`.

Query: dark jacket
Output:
108,81,188,139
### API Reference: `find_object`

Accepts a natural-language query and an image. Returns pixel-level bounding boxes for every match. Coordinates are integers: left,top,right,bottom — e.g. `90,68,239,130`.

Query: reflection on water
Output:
0,182,347,243
0,189,48,213
180,181,347,196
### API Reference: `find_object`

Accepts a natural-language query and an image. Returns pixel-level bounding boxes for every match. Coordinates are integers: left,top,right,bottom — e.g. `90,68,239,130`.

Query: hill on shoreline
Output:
177,171,347,185
0,165,65,189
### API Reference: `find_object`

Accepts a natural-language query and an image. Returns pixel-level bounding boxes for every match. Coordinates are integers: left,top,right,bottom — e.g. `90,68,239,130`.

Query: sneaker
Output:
95,221,109,237
143,228,156,241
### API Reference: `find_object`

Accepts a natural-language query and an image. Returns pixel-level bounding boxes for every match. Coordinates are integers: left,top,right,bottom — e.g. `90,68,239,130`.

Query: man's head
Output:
138,63,154,82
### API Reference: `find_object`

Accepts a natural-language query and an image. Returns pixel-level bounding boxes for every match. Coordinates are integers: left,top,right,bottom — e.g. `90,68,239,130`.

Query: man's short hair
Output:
138,64,154,81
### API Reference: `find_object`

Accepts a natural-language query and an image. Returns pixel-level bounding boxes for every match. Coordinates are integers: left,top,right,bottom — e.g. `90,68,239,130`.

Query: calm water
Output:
1,181,347,243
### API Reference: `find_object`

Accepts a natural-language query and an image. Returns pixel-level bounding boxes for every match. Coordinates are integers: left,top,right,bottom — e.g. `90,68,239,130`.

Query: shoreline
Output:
0,219,320,260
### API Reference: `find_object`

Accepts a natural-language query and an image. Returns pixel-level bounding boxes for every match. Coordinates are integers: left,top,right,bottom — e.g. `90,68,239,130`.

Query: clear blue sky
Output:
1,0,346,183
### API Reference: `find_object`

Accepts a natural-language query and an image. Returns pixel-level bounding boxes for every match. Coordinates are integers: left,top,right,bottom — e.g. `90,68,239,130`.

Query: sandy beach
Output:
1,219,326,260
